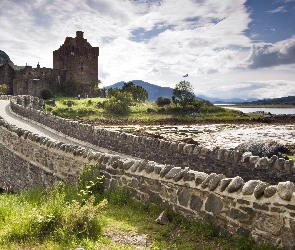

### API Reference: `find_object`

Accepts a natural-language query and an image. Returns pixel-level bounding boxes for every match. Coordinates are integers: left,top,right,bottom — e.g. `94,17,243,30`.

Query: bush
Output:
41,89,53,100
104,92,133,115
61,100,76,107
157,107,166,113
156,97,171,106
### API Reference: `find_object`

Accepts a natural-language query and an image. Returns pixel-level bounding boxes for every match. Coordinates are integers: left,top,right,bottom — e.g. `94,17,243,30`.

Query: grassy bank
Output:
0,165,282,250
43,97,260,122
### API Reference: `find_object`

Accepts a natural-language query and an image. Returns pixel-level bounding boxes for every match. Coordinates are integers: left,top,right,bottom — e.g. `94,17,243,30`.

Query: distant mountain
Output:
197,95,259,104
239,96,295,105
105,80,174,101
105,80,260,103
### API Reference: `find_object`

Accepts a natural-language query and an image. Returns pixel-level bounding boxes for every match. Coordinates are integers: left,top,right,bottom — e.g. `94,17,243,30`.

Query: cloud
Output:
204,80,295,99
267,6,287,13
244,38,295,69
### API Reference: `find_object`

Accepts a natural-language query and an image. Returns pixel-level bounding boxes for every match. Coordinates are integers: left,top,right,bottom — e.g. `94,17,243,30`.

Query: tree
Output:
172,81,195,109
121,81,148,102
0,84,9,95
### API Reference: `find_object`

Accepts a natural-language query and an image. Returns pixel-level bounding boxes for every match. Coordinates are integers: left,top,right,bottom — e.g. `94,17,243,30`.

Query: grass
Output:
44,97,260,122
0,165,282,250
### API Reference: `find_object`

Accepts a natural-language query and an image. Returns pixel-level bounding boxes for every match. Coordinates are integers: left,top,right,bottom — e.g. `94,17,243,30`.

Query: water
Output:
222,106,295,115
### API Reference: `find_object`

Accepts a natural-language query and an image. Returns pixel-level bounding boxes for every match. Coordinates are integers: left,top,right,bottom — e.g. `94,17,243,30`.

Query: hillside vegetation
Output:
44,97,257,123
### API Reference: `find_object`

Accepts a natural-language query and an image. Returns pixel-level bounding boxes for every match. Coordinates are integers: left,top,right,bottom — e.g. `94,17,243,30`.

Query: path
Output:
0,100,125,156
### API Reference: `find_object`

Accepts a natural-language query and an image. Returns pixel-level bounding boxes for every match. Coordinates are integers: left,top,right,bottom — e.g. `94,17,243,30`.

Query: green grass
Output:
0,164,282,250
44,97,260,122
0,186,282,250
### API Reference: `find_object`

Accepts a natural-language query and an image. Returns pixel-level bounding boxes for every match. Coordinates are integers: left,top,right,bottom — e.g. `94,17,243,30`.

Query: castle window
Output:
81,67,84,72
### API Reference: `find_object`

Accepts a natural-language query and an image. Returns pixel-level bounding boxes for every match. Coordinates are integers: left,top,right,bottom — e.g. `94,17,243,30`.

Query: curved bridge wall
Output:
0,96,294,249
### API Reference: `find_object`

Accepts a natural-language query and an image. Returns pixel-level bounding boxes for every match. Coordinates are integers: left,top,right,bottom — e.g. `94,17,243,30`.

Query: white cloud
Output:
1,0,294,100
203,80,295,99
244,37,295,69
267,6,287,13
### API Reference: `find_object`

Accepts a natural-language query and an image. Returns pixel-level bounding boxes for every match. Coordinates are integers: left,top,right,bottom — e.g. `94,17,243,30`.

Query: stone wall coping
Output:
0,114,294,202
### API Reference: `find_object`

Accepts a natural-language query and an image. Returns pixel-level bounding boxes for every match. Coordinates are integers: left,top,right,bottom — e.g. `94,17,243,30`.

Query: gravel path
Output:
0,100,123,155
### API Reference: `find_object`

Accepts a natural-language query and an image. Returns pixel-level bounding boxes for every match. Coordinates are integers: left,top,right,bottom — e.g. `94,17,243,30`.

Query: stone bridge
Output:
1,95,295,249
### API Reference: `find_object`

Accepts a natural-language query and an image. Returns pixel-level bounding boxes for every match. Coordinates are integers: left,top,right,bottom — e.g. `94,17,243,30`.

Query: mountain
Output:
197,95,259,104
106,80,259,103
0,50,22,70
105,80,174,101
239,96,295,105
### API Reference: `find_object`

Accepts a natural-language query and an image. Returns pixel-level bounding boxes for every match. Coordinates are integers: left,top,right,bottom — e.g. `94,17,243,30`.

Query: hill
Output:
197,95,258,104
105,80,174,101
0,50,22,70
238,96,295,106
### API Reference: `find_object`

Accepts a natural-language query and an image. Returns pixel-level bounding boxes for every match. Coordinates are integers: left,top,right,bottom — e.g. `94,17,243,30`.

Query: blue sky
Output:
1,0,295,99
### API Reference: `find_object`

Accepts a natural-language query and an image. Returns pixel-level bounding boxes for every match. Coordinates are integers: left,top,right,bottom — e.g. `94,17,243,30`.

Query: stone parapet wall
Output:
0,115,295,249
10,96,295,184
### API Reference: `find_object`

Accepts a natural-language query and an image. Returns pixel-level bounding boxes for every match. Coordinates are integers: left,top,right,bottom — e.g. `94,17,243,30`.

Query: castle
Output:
0,31,99,97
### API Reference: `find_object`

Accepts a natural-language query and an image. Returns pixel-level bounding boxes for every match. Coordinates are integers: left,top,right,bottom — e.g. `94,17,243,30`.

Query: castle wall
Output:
0,108,295,249
10,96,295,185
13,65,67,97
0,60,15,94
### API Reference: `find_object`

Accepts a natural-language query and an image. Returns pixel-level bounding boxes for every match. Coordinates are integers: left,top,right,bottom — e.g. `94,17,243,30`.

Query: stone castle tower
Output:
1,31,99,97
53,31,99,88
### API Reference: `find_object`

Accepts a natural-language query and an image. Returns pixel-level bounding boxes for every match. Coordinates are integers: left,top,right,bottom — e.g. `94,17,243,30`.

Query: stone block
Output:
263,185,277,198
253,182,269,199
205,194,223,215
208,174,225,191
227,176,244,193
195,172,209,186
201,173,217,188
189,194,203,212
242,180,262,195
277,181,295,201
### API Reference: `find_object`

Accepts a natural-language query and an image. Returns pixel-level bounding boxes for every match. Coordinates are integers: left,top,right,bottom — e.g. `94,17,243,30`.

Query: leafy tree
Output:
172,81,195,109
121,81,148,102
0,83,9,95
106,88,121,99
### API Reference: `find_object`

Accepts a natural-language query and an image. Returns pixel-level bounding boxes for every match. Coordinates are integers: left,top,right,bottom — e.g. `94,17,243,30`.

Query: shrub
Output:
156,97,171,107
157,107,166,113
41,89,53,100
61,100,76,107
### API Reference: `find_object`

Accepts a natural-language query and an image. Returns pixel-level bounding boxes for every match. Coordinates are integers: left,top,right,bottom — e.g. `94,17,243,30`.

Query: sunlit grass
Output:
44,97,259,122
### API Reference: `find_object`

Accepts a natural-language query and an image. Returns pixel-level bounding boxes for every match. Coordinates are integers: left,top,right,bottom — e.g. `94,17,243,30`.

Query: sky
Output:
1,0,295,100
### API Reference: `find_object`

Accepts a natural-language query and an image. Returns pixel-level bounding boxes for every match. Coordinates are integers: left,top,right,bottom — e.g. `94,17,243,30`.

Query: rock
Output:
156,211,169,225
201,173,217,188
195,172,209,185
277,181,295,201
208,174,225,191
227,176,244,193
164,167,182,179
219,178,232,192
264,185,277,198
253,182,269,199
241,152,252,162
242,180,262,195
